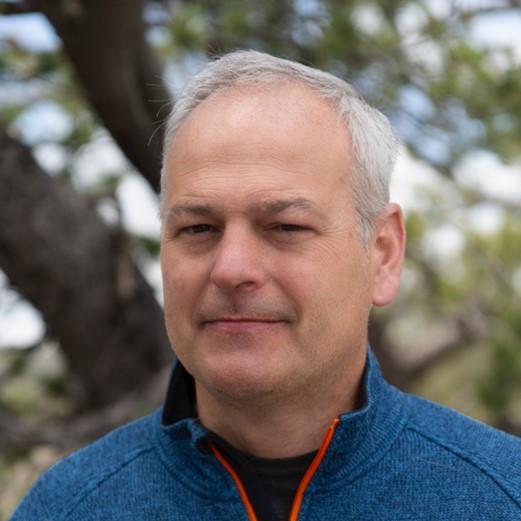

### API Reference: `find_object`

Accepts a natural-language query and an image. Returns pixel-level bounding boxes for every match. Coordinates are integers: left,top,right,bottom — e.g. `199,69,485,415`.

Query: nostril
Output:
234,280,255,291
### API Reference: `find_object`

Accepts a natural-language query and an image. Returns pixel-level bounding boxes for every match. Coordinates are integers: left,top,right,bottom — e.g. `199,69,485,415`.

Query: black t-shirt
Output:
241,450,318,521
206,429,318,521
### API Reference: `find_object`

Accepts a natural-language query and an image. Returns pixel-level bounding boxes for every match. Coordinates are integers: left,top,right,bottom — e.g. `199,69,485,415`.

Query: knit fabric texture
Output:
10,350,521,520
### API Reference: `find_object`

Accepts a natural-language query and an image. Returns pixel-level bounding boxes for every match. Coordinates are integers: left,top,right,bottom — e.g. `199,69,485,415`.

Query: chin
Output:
201,360,285,403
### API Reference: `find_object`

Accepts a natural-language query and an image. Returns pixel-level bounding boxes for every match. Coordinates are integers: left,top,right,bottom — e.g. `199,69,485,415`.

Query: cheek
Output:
294,250,371,316
166,273,197,308
276,258,335,320
162,259,194,316
162,249,203,290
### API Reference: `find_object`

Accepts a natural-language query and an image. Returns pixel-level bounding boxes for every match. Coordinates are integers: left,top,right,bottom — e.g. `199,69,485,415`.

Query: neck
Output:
195,360,365,458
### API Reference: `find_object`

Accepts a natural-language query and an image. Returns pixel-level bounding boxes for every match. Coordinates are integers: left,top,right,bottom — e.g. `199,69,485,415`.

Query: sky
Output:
0,3,521,348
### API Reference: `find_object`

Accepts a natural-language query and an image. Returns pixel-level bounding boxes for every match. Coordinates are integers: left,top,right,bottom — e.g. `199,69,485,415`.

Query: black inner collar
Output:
161,363,318,521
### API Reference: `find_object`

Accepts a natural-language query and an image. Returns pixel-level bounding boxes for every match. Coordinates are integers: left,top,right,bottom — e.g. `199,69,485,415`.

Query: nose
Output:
210,225,267,292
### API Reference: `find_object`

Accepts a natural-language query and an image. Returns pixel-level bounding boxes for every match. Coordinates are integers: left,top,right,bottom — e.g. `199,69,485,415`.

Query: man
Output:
11,51,521,520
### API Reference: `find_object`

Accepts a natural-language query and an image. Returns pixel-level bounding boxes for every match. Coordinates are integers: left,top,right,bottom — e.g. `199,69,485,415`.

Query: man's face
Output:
161,83,388,403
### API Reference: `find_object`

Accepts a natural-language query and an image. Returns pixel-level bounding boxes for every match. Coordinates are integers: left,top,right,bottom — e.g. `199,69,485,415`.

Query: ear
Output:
370,203,406,307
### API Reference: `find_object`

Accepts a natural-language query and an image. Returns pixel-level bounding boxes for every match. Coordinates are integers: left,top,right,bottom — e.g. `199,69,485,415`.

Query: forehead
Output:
170,82,349,158
163,82,355,210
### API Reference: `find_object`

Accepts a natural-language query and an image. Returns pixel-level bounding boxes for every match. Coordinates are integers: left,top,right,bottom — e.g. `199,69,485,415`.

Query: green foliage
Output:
477,316,521,428
0,102,26,127
136,235,161,257
169,4,212,50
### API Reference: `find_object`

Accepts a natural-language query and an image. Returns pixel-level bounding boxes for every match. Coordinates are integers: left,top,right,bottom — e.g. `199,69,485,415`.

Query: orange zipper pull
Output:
288,418,340,521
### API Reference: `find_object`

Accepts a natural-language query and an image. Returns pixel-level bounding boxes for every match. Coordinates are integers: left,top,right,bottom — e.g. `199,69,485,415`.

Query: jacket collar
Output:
314,348,408,485
161,360,196,425
160,348,408,483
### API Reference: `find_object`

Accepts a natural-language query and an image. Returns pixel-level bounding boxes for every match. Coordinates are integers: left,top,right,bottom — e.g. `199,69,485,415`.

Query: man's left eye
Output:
275,224,306,232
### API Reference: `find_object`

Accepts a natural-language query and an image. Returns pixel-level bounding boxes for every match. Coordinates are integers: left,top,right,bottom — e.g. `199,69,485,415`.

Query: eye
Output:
175,224,219,239
184,224,215,234
273,224,307,232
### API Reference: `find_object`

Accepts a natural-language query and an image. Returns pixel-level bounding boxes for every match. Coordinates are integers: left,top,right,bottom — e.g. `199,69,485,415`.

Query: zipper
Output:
209,417,340,521
210,442,259,521
288,418,340,520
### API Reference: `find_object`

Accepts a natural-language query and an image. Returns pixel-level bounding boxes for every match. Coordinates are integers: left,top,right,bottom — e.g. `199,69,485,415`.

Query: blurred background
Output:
1,0,521,516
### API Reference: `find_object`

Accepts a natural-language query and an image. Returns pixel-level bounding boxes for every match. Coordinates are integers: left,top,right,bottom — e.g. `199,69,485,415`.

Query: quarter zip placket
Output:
209,418,340,521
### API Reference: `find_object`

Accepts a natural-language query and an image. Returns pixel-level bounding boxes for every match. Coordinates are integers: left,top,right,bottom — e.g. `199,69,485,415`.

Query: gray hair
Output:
161,50,398,246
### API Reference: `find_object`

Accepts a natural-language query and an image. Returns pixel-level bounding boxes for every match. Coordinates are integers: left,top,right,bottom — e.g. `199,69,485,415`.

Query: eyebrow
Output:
165,197,323,223
166,202,215,220
249,197,322,216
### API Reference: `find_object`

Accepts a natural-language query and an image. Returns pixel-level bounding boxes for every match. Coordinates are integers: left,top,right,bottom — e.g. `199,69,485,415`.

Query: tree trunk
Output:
38,0,170,192
0,126,172,408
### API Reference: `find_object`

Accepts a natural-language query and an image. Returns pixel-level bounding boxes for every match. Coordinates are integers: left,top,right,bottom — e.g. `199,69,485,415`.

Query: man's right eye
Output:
183,224,215,234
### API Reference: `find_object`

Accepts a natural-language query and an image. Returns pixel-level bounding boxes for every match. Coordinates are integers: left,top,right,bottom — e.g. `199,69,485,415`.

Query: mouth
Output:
201,317,285,333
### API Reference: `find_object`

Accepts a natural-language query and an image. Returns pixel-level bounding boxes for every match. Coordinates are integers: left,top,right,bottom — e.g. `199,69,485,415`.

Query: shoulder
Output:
10,409,161,521
403,393,521,501
45,408,159,484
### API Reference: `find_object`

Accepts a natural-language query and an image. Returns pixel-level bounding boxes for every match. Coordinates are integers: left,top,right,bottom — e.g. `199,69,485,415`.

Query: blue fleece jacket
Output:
9,350,521,520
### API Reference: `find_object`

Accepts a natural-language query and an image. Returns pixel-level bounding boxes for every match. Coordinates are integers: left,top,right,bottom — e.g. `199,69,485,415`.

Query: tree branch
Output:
0,365,170,452
37,0,171,192
0,126,172,408
0,0,38,15
370,299,489,390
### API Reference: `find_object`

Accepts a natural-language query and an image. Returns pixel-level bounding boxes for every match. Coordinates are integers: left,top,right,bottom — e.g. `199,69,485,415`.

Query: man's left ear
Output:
370,203,406,307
